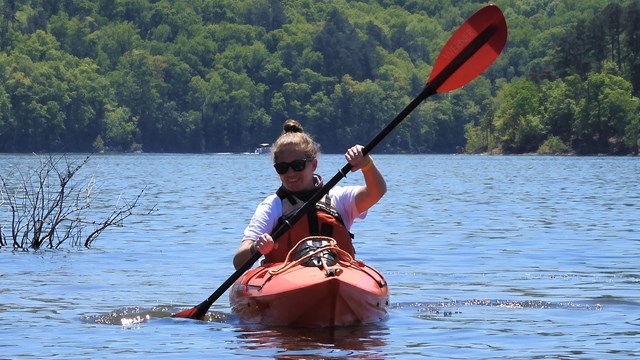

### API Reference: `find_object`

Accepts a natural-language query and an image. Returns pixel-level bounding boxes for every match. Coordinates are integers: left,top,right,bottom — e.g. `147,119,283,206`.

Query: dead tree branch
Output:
0,154,151,250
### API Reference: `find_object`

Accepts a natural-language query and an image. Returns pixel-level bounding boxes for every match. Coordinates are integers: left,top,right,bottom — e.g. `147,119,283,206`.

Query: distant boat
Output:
254,143,271,154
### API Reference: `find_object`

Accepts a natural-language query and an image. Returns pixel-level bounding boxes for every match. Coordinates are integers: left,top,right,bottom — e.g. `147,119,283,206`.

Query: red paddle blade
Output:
172,306,204,320
428,5,507,93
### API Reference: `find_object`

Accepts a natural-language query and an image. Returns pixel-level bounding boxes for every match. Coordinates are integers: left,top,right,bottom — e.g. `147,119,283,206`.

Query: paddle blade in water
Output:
172,306,204,320
428,5,508,93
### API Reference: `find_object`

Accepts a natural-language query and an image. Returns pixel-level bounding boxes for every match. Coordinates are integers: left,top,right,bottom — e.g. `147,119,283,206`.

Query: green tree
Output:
173,32,218,76
62,58,110,151
0,78,14,151
109,50,165,151
438,77,492,153
0,0,20,51
539,78,577,144
89,21,142,70
624,112,640,154
7,31,73,151
313,8,377,81
334,76,392,151
573,72,640,154
493,78,544,153
464,96,498,154
102,105,138,151
242,0,287,31
2,0,639,155
200,67,266,152
538,135,570,155
623,1,640,95
48,12,95,58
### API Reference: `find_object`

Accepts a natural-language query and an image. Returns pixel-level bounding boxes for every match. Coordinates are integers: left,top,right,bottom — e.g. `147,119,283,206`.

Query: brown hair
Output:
271,119,320,162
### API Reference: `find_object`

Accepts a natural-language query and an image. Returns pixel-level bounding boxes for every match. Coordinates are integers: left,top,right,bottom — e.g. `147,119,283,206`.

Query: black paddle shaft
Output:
193,84,435,313
186,19,500,319
235,22,500,280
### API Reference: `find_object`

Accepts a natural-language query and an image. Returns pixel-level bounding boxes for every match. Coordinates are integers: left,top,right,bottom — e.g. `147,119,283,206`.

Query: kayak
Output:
229,236,389,327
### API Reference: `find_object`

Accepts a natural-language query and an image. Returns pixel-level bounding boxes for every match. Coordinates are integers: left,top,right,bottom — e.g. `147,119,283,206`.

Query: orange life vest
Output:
263,186,355,263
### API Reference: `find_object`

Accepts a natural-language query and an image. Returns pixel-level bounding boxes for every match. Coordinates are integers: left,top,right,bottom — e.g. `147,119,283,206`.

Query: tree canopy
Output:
0,0,638,155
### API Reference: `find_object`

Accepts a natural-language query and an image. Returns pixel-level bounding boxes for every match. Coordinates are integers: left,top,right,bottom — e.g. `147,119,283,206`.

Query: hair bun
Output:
283,119,304,134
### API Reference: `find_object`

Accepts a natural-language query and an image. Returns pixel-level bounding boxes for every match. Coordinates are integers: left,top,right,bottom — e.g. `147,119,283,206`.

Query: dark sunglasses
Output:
273,158,312,175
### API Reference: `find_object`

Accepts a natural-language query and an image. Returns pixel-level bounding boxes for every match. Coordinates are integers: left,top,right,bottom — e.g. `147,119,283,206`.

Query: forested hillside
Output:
1,0,639,154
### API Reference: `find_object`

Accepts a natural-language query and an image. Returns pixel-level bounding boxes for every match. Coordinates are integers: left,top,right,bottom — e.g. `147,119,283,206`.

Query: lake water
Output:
1,153,638,359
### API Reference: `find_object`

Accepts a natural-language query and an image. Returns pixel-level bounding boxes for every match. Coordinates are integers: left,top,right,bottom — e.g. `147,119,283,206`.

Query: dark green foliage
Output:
0,0,639,154
313,8,378,81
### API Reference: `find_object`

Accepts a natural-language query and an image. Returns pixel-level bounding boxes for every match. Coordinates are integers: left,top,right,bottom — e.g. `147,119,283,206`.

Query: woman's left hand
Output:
345,145,370,171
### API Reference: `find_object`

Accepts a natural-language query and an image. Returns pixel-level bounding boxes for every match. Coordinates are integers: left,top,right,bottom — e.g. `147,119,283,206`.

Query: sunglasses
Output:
273,158,312,175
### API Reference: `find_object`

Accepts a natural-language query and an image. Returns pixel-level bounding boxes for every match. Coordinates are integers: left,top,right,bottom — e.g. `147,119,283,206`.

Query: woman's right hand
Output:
254,233,275,255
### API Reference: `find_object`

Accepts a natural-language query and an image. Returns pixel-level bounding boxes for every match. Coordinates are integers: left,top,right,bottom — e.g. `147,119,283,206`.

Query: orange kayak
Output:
229,237,389,327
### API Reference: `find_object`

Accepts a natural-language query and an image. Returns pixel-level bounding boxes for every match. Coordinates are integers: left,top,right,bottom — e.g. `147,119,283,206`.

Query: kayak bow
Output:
229,237,389,327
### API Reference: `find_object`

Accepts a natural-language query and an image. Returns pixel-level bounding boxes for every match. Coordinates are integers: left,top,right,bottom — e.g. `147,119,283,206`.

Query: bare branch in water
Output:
0,154,153,250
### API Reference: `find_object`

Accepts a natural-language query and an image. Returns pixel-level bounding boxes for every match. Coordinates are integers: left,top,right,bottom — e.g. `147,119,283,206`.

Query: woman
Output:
233,119,386,270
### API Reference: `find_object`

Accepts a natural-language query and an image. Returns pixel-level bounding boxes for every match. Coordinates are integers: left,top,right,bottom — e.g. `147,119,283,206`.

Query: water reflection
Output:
234,323,389,359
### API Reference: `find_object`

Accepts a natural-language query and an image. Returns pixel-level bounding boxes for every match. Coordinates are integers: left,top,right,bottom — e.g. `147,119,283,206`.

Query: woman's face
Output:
274,144,317,193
